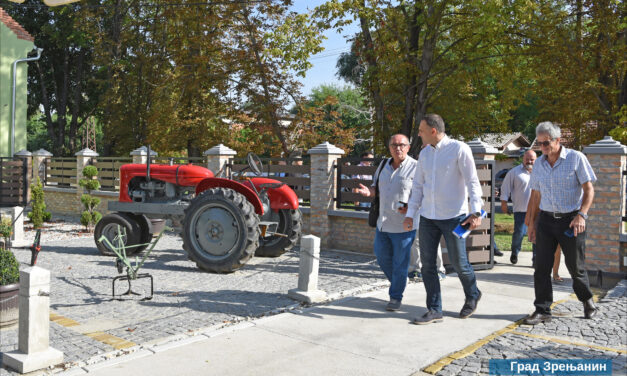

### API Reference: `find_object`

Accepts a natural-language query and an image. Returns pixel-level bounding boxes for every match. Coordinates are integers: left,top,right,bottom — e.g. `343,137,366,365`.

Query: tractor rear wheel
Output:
182,188,260,273
255,209,302,257
94,213,142,256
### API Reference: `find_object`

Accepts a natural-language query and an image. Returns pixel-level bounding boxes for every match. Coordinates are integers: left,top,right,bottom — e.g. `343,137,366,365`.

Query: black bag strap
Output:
373,158,389,197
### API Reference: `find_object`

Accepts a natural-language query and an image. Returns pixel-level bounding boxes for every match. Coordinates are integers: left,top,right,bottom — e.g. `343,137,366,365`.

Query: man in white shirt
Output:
500,150,537,265
402,114,483,324
356,134,417,312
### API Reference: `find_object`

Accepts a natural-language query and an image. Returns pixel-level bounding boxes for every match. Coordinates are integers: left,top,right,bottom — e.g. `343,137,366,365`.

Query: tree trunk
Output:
242,10,290,156
358,14,387,144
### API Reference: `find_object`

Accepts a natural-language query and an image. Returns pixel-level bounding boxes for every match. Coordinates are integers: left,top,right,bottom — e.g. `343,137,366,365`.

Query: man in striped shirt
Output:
524,122,598,325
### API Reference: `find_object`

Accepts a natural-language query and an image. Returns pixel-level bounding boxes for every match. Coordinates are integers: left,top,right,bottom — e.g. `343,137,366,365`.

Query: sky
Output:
289,1,360,97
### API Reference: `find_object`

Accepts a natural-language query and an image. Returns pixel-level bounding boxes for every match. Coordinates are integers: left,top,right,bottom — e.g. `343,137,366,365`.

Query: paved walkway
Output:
66,253,627,376
0,233,385,375
1,234,625,375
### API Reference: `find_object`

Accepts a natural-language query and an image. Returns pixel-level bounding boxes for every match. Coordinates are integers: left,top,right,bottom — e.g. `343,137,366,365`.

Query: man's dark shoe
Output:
494,249,504,257
583,298,598,319
460,290,482,319
386,298,401,311
510,253,518,264
523,312,552,325
412,310,443,325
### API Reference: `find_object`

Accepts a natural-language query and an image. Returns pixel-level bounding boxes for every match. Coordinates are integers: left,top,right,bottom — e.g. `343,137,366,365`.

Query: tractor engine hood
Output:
119,164,213,202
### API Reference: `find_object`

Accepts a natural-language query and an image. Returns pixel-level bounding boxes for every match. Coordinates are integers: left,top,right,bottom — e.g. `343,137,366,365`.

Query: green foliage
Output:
4,3,100,156
609,127,627,145
82,1,325,157
523,0,626,147
0,217,13,248
316,0,533,154
29,177,50,229
27,115,52,152
82,165,98,179
78,166,101,231
291,84,370,152
608,106,627,145
0,248,19,285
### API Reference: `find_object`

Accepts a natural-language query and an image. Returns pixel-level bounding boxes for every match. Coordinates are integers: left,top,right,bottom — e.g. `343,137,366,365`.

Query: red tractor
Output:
94,151,302,273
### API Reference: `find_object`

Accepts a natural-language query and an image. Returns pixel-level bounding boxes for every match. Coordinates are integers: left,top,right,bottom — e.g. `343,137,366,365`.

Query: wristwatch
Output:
472,211,482,218
577,211,588,220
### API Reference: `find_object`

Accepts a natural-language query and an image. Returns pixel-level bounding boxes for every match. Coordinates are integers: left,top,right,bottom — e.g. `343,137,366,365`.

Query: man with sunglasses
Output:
356,134,417,312
524,122,597,325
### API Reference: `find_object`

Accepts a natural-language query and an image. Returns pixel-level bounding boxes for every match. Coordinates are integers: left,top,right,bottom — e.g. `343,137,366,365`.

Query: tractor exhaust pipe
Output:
146,145,151,182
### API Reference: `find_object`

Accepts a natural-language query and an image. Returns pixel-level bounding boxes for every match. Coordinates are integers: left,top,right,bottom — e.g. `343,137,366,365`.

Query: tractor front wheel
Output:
131,215,166,254
94,213,142,256
182,188,260,273
255,209,302,257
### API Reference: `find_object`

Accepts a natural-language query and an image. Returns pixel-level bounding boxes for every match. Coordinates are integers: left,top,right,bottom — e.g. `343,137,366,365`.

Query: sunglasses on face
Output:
537,140,553,147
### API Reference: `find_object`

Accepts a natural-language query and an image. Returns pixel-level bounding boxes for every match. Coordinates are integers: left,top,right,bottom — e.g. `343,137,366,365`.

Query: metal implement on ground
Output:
98,224,169,300
30,229,41,266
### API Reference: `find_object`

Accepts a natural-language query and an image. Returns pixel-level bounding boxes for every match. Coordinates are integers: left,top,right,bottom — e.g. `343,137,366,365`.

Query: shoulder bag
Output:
368,159,388,227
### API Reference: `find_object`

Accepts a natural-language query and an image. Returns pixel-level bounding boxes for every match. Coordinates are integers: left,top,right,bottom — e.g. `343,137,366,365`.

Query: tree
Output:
317,0,537,154
293,84,370,152
28,177,51,228
2,0,100,156
85,0,325,157
79,165,101,231
521,0,626,148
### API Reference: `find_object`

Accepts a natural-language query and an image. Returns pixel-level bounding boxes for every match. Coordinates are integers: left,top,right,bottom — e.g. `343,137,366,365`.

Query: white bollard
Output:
10,206,28,247
288,235,327,303
2,267,63,373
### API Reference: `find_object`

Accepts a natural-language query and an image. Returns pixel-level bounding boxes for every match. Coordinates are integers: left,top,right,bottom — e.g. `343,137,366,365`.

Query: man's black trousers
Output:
534,211,593,314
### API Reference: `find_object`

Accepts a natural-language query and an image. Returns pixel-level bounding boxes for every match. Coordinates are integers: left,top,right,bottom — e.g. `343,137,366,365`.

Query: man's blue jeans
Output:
512,212,536,260
511,212,528,256
419,215,480,313
374,228,416,301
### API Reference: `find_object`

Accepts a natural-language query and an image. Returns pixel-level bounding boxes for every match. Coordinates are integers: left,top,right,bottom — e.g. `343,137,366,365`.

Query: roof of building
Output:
0,8,34,42
480,132,531,149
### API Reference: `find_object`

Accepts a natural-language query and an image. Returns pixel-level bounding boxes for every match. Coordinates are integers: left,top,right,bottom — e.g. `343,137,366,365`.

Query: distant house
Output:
480,132,531,157
466,133,531,172
0,8,35,157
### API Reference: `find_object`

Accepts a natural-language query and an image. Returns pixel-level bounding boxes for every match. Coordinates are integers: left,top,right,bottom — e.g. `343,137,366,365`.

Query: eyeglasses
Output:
537,140,553,147
390,143,408,149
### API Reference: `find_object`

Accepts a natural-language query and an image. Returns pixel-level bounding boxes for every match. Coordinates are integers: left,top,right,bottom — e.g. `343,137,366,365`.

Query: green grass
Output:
493,213,534,252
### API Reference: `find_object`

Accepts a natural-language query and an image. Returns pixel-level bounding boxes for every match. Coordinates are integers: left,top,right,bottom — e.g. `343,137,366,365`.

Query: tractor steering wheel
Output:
247,152,264,176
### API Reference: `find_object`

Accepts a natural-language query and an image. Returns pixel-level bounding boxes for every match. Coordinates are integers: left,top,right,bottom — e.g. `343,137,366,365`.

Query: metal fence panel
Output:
227,157,311,207
45,157,76,187
0,157,30,207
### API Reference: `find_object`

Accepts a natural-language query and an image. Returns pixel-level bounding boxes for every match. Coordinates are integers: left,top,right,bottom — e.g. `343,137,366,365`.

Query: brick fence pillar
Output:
308,142,345,248
31,149,52,184
204,144,237,176
130,146,157,165
583,136,627,275
75,148,98,187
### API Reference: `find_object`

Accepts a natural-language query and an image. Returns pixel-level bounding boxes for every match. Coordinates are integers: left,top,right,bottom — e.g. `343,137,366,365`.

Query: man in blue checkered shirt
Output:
523,122,598,325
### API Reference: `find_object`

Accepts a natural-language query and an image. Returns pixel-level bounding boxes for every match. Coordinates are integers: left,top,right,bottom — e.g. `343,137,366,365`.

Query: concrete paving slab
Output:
88,326,413,376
